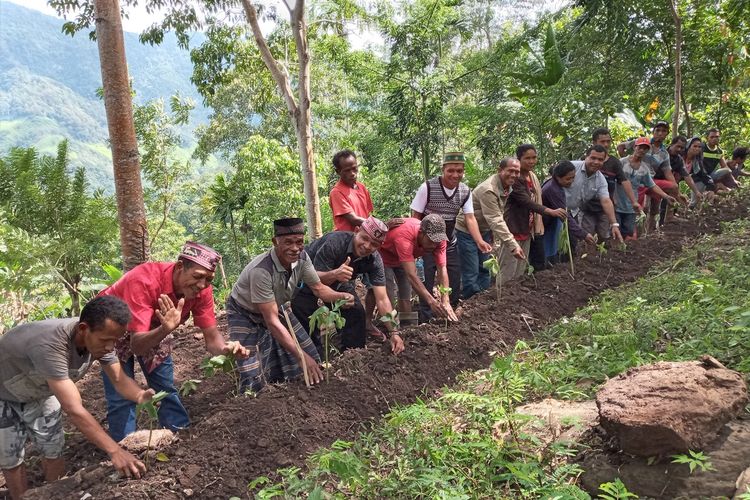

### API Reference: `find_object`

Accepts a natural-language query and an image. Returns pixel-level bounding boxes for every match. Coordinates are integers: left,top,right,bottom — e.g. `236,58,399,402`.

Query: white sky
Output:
4,0,167,33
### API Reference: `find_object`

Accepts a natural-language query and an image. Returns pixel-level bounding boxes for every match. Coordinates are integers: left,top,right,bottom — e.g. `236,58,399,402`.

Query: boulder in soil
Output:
596,358,747,456
118,429,175,452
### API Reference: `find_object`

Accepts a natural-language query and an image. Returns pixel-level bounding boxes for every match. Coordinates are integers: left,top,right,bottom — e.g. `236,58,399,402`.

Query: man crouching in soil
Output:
0,296,155,499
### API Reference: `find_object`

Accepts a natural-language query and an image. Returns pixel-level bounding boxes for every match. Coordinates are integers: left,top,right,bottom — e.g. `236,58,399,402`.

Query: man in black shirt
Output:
703,128,738,190
589,127,640,214
291,217,404,355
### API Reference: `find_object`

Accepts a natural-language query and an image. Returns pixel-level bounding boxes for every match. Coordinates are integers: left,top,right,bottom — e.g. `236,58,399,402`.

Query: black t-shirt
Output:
702,143,724,175
662,154,689,180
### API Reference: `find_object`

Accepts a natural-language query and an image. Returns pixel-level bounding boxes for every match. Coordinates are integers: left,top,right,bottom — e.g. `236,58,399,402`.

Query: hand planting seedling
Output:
200,353,241,395
136,390,169,469
379,309,399,329
435,285,452,329
309,298,348,382
482,254,501,300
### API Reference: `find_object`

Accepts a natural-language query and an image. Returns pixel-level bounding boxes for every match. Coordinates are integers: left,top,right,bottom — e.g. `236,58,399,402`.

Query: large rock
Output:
596,358,747,456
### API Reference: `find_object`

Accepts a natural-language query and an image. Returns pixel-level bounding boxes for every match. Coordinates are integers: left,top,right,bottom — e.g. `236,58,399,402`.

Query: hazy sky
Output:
3,0,167,32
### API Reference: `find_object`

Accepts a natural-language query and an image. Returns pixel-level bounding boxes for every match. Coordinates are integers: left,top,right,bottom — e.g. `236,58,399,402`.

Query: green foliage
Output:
597,478,637,500
0,142,118,318
671,450,715,474
179,379,201,397
378,310,400,330
200,353,241,395
309,299,348,380
252,353,589,498
136,390,170,469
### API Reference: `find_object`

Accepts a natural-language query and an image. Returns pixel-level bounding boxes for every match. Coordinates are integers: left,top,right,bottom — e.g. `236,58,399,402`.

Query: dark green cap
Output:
442,151,466,165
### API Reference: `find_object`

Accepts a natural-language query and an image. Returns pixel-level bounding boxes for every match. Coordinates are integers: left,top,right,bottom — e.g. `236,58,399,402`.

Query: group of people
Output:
0,123,745,498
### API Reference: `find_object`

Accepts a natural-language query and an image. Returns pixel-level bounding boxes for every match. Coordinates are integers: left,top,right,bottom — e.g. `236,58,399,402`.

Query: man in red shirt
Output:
99,242,248,442
329,149,374,232
380,214,458,322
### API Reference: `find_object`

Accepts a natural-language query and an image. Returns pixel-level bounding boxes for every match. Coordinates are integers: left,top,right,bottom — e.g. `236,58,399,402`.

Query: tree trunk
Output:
290,2,322,238
94,0,149,270
669,0,682,138
242,0,322,238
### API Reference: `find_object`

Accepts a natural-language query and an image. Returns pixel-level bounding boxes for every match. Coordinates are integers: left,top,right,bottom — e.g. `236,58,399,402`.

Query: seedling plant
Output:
308,298,348,382
435,284,452,329
671,450,715,473
482,254,501,300
378,309,399,331
200,353,241,395
558,214,575,277
136,390,169,469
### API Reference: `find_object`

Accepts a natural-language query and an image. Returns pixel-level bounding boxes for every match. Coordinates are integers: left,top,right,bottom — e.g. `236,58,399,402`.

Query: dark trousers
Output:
528,236,546,271
419,238,461,322
291,290,366,354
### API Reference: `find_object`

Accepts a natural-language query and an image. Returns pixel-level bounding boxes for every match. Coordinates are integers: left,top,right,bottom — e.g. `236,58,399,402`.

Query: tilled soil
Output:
15,197,750,500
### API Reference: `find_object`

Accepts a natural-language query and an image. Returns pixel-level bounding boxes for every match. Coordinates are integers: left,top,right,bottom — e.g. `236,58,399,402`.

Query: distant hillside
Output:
0,1,210,189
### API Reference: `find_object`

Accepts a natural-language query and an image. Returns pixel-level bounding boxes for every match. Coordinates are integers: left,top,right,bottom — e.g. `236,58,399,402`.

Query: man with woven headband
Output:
98,242,248,442
227,218,355,392
291,216,404,356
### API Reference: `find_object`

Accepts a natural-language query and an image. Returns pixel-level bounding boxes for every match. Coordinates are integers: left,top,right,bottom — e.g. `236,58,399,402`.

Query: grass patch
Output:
251,218,750,499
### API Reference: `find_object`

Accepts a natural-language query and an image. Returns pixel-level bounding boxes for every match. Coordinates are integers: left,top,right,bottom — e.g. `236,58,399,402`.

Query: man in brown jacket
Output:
455,157,523,298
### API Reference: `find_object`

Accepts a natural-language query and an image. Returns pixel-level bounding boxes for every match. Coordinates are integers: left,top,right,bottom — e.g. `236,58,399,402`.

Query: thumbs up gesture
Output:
334,256,354,282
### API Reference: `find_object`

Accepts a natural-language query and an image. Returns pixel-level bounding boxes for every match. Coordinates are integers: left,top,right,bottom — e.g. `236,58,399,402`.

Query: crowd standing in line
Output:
0,124,744,498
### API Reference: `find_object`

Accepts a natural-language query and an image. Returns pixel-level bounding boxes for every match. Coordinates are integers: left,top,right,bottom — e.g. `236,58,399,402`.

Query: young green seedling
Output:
379,309,400,331
179,379,201,397
308,298,348,382
558,214,575,278
483,254,501,300
435,284,452,329
596,241,608,261
136,390,169,469
200,353,241,395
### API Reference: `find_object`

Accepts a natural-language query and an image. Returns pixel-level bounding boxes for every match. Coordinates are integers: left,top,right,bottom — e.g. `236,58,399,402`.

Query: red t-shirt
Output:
329,180,374,232
99,262,216,370
378,218,447,268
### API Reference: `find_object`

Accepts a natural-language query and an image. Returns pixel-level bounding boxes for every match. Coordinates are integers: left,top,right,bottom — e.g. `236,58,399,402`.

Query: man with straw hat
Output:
227,218,354,393
99,241,247,442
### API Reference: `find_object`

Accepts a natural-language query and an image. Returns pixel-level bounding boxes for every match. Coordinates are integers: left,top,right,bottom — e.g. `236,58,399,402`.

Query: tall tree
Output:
93,0,149,269
240,0,321,237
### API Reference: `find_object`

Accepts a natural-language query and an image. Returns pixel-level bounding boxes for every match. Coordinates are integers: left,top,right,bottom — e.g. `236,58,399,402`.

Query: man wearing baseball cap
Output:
379,214,458,323
617,121,671,163
291,216,404,355
99,242,249,442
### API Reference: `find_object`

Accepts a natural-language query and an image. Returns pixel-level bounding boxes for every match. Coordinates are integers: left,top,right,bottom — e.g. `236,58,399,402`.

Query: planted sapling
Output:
200,353,241,395
435,284,452,329
558,214,575,278
308,298,348,382
179,379,201,397
482,254,501,300
136,390,169,469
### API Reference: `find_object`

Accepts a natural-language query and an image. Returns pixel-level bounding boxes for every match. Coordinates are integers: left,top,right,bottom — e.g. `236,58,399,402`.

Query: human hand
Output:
584,233,597,245
223,340,250,360
511,246,526,260
339,292,355,308
110,447,147,479
302,353,324,384
135,388,155,405
633,203,643,214
334,257,353,282
611,226,623,243
390,333,405,355
155,295,184,333
478,240,493,254
548,207,567,219
386,218,405,230
666,196,677,205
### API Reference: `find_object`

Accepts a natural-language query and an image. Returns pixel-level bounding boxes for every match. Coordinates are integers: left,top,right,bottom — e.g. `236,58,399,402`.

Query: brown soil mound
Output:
15,197,750,500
